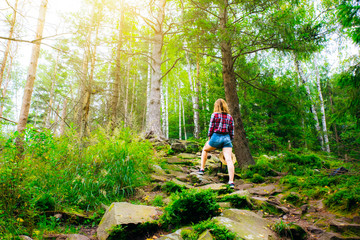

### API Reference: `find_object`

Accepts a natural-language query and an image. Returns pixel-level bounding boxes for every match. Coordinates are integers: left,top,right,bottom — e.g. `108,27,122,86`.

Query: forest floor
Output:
43,150,359,240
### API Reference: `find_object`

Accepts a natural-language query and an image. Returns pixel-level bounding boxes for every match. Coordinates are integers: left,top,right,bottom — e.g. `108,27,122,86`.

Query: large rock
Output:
67,234,90,240
178,153,198,159
330,220,360,236
97,202,162,240
158,227,193,240
248,185,279,196
198,230,214,240
197,183,227,192
214,209,277,240
171,141,187,152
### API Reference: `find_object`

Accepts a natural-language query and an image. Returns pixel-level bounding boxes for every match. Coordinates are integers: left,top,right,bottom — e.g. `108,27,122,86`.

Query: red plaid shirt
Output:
208,112,234,140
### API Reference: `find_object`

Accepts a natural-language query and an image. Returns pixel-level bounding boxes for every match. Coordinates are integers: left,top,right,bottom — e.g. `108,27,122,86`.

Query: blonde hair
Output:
213,98,230,114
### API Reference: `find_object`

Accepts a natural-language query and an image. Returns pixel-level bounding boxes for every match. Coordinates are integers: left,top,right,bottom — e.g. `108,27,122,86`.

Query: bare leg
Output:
200,141,216,170
223,147,234,183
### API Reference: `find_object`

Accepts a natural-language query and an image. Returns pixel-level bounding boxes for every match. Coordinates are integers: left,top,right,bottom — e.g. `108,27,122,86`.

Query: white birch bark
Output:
179,84,182,140
182,97,187,140
146,41,152,126
145,0,166,138
314,57,330,153
165,81,169,138
294,56,324,150
0,0,18,89
17,0,48,136
161,79,166,134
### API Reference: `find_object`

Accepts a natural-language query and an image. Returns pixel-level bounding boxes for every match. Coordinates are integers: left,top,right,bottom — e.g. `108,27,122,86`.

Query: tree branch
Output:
0,116,17,124
159,57,181,81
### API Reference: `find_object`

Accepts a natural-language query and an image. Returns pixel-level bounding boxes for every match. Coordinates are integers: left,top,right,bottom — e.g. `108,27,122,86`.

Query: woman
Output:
198,98,235,188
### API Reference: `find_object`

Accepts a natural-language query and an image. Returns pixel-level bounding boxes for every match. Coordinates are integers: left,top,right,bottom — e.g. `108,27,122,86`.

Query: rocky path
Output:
29,150,360,240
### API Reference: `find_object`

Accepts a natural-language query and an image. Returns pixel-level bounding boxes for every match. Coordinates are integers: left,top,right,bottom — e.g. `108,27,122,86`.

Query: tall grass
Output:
0,126,154,237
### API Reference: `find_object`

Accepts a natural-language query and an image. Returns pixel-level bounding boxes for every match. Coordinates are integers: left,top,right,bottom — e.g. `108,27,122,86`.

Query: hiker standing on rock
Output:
198,98,235,188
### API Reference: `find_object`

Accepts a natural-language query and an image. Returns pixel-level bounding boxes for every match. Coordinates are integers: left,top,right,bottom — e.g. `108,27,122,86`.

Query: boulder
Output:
97,202,162,240
318,232,360,240
67,234,90,240
197,183,227,192
214,209,277,240
248,185,278,196
158,227,193,240
166,156,193,165
198,230,214,240
330,220,360,236
184,141,200,153
171,141,186,152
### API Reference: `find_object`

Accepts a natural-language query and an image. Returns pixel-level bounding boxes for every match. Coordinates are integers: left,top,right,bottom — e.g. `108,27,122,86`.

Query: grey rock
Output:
307,226,324,234
170,178,194,189
214,209,277,240
197,183,227,191
66,234,90,240
330,220,360,235
198,230,214,240
218,202,232,208
97,202,162,240
318,232,360,240
19,236,33,240
171,142,186,152
248,185,277,196
178,153,198,159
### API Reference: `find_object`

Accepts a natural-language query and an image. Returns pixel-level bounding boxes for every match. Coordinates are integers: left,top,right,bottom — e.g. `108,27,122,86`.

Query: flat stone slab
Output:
166,156,193,165
97,202,162,240
248,185,278,196
230,190,250,197
170,178,194,189
177,153,198,159
197,183,227,191
150,174,167,182
214,209,277,240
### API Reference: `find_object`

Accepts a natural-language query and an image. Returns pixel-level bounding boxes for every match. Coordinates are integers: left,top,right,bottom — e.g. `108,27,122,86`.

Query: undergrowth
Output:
0,126,154,238
242,151,360,214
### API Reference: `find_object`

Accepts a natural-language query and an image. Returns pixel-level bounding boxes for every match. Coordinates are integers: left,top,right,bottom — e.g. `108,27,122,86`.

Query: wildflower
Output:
17,218,24,222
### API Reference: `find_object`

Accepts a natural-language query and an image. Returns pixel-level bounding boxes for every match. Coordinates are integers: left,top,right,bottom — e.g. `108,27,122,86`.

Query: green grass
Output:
0,126,155,238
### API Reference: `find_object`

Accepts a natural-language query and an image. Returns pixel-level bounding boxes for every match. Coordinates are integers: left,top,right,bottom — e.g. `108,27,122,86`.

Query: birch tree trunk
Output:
179,83,182,140
294,55,325,150
314,57,330,153
0,54,13,118
146,41,152,127
0,0,18,89
145,0,166,138
161,78,166,134
165,81,169,138
16,0,48,140
182,98,187,140
219,1,254,167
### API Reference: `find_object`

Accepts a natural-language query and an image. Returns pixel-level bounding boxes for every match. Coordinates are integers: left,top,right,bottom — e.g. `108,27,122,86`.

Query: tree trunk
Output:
314,57,330,153
182,97,187,140
179,83,182,140
0,0,18,89
111,1,124,128
146,41,152,128
124,58,130,127
0,54,13,118
145,0,166,138
219,1,254,167
16,0,48,140
45,53,59,128
294,55,324,150
59,98,67,136
194,55,200,138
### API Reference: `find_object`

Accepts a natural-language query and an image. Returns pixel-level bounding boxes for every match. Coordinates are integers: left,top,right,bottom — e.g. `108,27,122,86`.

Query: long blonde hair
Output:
213,98,230,114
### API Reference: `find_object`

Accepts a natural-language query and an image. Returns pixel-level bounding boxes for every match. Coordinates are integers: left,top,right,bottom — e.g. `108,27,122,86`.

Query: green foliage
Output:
181,219,240,240
251,173,265,183
151,195,164,207
108,222,159,240
219,195,253,210
0,127,154,237
272,220,307,240
161,181,186,194
161,189,220,229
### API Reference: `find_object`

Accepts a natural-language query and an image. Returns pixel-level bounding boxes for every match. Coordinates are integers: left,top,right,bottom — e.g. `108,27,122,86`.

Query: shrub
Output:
161,181,186,194
219,195,253,210
181,219,239,240
251,173,265,183
161,189,220,229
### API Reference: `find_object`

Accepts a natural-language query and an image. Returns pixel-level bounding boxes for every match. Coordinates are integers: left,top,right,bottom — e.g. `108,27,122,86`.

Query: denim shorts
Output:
209,133,233,149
